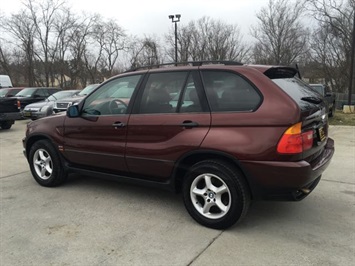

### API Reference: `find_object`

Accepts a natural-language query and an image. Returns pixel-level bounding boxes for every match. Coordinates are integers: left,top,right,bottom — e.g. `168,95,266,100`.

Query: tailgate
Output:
270,73,329,161
0,98,19,113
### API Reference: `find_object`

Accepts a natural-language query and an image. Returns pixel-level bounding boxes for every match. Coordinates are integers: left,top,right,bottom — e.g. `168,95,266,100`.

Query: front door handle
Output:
112,122,125,128
180,120,199,129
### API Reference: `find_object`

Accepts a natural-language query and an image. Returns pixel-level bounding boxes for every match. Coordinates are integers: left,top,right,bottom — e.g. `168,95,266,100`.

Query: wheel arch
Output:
172,150,254,198
25,134,59,160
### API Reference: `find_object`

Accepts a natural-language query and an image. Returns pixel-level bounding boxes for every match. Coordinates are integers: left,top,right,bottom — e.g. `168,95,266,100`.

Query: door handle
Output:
180,120,199,128
112,122,125,128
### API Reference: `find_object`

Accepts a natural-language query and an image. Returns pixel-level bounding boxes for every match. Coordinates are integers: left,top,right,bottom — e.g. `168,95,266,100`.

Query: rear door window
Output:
35,89,47,97
201,70,261,112
137,72,188,114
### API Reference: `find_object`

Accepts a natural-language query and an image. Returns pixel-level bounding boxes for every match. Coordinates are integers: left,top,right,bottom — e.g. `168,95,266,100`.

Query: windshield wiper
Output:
301,96,322,104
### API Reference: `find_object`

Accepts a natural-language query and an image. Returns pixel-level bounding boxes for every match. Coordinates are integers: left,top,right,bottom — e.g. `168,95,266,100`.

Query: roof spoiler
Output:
263,67,298,79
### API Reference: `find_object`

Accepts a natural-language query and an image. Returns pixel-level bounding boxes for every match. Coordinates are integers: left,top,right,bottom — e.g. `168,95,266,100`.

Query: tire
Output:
1,121,13,129
182,160,251,229
28,140,67,187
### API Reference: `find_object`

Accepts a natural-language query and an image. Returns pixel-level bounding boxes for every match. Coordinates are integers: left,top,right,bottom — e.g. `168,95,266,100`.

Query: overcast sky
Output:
1,0,272,40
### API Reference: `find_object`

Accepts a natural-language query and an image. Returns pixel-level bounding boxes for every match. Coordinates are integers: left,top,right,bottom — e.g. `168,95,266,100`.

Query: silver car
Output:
22,90,80,120
53,84,99,113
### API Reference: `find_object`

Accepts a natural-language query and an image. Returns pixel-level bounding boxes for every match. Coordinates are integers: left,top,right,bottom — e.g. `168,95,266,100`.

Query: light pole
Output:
347,9,355,107
168,14,181,65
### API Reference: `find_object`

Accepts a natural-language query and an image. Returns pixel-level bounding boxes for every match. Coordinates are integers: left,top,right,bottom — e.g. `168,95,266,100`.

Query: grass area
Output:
329,110,355,126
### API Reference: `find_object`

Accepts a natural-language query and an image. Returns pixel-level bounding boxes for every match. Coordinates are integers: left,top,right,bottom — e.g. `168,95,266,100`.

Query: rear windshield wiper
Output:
301,96,322,104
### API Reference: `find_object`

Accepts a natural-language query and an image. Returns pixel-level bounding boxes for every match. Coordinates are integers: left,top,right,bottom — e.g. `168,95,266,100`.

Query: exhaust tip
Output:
300,188,311,194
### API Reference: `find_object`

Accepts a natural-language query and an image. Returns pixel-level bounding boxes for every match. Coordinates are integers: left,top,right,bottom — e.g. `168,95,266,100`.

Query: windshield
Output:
47,90,77,101
15,88,37,97
78,84,99,96
111,87,135,98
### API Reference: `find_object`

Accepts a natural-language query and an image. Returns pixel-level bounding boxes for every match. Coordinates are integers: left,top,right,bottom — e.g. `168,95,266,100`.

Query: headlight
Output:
40,106,49,112
24,107,40,112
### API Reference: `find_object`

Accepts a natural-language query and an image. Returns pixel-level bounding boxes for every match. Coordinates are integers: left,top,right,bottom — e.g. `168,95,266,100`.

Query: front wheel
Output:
28,140,67,187
182,160,251,229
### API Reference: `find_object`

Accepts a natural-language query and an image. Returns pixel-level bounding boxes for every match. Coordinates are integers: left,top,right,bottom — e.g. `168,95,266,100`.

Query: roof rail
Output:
125,60,243,72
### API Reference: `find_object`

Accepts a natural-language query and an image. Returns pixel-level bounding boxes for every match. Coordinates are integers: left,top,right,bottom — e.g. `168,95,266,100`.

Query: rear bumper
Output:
0,112,22,121
242,138,335,200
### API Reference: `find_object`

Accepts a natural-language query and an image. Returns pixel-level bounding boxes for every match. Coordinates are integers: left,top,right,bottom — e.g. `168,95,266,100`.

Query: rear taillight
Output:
17,100,21,110
277,122,314,154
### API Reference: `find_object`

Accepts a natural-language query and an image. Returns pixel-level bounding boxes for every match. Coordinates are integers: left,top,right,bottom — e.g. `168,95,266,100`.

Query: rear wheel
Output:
1,121,13,129
28,140,67,187
182,160,250,229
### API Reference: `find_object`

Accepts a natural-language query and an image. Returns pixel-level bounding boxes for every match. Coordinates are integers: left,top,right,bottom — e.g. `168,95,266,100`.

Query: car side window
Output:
201,71,261,112
35,89,47,97
176,74,202,112
138,72,188,114
82,75,142,116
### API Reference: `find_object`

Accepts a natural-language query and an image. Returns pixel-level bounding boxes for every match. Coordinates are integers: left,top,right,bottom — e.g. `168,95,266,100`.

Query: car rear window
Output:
272,78,323,109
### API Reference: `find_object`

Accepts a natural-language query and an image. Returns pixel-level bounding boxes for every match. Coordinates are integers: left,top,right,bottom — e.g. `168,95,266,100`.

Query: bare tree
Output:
1,0,128,87
127,36,161,69
251,0,309,65
305,0,354,93
67,13,100,88
88,18,126,80
4,12,36,86
51,6,76,88
25,0,66,86
165,16,249,63
0,43,11,75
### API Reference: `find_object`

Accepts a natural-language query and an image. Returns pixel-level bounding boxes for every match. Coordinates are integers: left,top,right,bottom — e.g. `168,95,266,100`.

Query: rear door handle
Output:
112,122,125,128
180,120,199,128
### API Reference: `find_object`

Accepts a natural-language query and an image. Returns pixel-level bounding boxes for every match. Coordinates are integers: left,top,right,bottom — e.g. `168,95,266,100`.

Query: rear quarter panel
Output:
201,66,301,161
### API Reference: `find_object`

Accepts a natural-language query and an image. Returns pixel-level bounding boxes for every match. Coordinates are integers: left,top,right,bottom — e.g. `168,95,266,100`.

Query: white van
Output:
0,75,13,88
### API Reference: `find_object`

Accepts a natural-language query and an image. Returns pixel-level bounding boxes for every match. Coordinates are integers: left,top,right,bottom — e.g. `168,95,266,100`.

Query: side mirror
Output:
67,105,79,118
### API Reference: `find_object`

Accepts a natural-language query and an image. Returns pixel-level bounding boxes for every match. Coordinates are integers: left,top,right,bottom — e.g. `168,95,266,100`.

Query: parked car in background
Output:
309,84,336,117
53,84,99,113
22,90,80,120
0,97,21,129
14,87,62,111
23,62,334,229
0,87,24,98
0,75,13,88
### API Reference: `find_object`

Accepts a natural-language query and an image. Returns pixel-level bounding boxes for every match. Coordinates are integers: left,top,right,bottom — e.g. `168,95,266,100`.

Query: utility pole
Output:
348,8,355,106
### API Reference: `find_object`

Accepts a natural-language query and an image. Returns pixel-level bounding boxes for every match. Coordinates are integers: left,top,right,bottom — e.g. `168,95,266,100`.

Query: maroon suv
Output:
23,62,334,229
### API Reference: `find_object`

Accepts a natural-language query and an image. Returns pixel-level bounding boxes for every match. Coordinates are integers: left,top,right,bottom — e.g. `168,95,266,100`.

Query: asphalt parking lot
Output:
1,120,354,266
